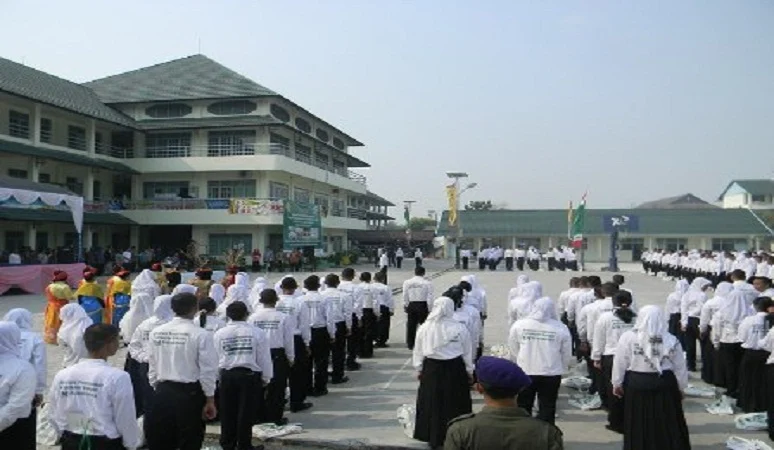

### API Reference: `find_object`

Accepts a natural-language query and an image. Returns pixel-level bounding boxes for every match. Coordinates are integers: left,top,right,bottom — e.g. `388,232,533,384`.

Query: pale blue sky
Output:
2,1,772,217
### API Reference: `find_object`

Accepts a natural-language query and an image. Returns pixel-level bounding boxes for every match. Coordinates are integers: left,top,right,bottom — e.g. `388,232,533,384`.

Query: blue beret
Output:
476,356,531,391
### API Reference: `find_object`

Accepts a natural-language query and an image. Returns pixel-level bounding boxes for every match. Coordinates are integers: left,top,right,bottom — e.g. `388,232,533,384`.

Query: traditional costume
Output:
43,270,73,344
74,266,104,325
221,265,239,290
190,267,215,300
150,262,165,290
105,269,132,326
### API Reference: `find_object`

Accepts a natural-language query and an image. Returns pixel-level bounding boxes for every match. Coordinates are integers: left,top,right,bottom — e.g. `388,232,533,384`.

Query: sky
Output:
2,0,773,218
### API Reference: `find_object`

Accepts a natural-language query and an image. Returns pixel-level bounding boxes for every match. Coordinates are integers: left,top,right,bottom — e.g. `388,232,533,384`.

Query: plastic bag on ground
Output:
727,436,774,450
561,376,592,391
706,395,735,415
488,344,509,358
397,404,416,438
568,393,602,411
735,413,768,431
36,403,58,446
252,422,303,439
684,384,716,398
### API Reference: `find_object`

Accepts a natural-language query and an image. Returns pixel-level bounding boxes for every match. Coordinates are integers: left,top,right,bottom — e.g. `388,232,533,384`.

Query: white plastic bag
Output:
252,422,303,439
568,393,602,410
684,384,716,398
706,395,735,415
397,404,416,438
137,416,145,447
727,436,774,450
36,404,58,446
735,413,768,431
561,376,591,391
488,344,509,358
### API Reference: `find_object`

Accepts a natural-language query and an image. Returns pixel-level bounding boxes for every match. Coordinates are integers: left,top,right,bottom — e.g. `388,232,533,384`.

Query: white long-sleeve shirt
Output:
738,313,769,350
148,317,219,396
557,288,578,316
412,325,473,375
711,310,747,346
128,316,168,363
373,282,394,311
699,297,722,334
302,291,336,336
584,299,614,346
758,328,774,364
680,291,706,327
18,329,46,394
665,291,682,315
213,322,274,384
248,306,295,362
339,281,360,319
567,289,594,323
611,331,688,391
402,276,434,309
277,294,312,345
48,359,141,449
508,318,571,376
591,312,635,360
0,353,36,432
356,283,379,314
507,297,534,329
322,288,353,328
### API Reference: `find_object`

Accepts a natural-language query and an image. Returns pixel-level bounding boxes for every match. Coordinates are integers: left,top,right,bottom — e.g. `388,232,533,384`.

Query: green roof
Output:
84,55,277,103
437,208,771,237
137,115,281,130
0,139,138,174
0,57,136,128
0,208,136,225
718,179,774,200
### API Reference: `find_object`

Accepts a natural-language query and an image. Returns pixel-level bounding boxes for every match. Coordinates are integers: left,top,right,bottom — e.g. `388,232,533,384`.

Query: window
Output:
314,194,329,216
332,137,345,150
8,168,28,179
9,110,30,139
654,238,687,252
66,177,83,195
295,143,311,163
207,180,256,199
67,125,86,151
40,118,52,143
4,231,24,253
145,103,192,118
270,104,290,122
38,173,51,183
269,181,289,200
711,238,748,252
331,199,345,216
295,117,311,133
619,238,644,251
207,100,256,115
314,151,329,170
95,132,104,154
269,133,290,155
143,181,191,199
315,128,329,142
146,133,192,158
294,187,311,205
64,233,78,248
208,130,256,156
93,180,102,201
208,234,252,257
332,159,346,176
751,194,767,203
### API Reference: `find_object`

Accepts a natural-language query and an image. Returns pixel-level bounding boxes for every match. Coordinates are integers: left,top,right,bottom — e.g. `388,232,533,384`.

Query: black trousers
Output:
415,257,422,268
548,257,556,271
309,327,331,393
61,431,124,450
376,305,392,345
331,321,348,381
266,348,290,423
478,258,486,270
396,257,403,268
347,314,361,366
0,407,36,450
461,256,469,270
505,257,514,271
602,355,624,431
684,317,700,371
361,308,377,357
558,259,566,271
144,381,206,450
289,335,309,407
219,368,264,450
516,375,561,424
516,257,525,271
406,302,429,350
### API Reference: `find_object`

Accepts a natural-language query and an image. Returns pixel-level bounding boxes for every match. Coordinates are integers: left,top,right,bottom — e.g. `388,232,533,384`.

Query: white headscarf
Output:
57,303,92,353
0,322,21,357
416,297,466,357
249,277,268,306
690,277,712,292
633,305,676,373
521,281,543,301
151,295,174,322
528,297,559,322
3,308,33,330
132,269,160,298
209,284,226,306
516,274,529,287
673,279,689,296
714,281,734,299
218,273,251,316
172,284,197,296
119,293,153,343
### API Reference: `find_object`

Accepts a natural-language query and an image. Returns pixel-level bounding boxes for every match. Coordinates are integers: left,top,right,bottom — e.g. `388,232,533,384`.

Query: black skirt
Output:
738,349,770,413
414,356,472,448
124,353,146,417
716,343,744,397
623,371,691,450
700,334,715,385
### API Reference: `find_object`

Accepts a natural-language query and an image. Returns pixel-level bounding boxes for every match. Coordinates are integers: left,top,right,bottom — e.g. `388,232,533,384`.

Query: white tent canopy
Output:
0,176,84,233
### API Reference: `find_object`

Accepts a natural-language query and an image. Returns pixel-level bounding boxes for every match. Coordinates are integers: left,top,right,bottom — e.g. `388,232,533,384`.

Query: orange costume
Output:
105,269,132,325
43,270,74,344
221,265,239,289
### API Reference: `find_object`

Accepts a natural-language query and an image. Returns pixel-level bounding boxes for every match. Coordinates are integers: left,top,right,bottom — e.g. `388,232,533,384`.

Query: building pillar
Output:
129,226,140,248
86,119,96,157
31,104,41,146
84,226,94,249
27,157,40,182
133,131,145,158
27,223,36,249
131,175,142,200
84,170,95,201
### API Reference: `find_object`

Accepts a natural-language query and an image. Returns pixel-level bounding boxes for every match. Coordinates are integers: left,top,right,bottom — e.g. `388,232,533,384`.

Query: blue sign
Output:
602,214,639,232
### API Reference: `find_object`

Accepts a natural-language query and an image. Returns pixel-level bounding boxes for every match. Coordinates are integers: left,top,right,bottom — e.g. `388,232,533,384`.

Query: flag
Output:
570,193,587,249
404,205,410,223
446,184,458,226
567,200,573,240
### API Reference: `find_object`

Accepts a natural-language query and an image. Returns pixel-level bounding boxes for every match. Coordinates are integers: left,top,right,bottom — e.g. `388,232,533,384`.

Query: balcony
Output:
95,142,134,158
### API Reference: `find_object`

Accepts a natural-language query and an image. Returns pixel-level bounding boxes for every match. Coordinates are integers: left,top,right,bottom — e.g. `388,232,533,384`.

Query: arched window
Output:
295,117,311,133
315,128,329,142
332,137,345,149
207,100,257,115
270,104,290,122
145,103,192,118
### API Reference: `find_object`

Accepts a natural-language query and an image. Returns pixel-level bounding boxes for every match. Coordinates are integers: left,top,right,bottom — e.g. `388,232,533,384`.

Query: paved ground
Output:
1,261,768,449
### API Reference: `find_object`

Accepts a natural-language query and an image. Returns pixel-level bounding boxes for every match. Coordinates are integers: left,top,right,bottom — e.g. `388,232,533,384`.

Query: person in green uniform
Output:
444,356,564,450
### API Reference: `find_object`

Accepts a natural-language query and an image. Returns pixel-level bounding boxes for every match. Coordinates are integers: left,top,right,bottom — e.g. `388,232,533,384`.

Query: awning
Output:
0,176,84,233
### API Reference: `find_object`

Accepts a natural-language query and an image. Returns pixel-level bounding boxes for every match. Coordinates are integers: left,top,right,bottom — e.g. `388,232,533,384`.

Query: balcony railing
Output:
348,170,367,185
95,143,134,158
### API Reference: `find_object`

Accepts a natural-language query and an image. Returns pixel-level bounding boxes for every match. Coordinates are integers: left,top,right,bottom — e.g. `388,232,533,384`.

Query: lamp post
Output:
404,200,416,249
446,172,477,269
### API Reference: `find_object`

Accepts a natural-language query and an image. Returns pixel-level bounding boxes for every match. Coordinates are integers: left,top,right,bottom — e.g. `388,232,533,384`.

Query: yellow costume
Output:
43,281,73,344
105,278,132,325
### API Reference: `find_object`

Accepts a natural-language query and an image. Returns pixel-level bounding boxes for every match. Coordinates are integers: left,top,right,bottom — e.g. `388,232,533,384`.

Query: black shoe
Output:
290,402,313,412
605,425,623,434
274,417,289,426
331,376,350,384
309,389,328,397
346,363,361,371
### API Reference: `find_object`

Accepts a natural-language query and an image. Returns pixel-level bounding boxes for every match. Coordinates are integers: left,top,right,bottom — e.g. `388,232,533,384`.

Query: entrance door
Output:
35,232,49,251
147,226,193,255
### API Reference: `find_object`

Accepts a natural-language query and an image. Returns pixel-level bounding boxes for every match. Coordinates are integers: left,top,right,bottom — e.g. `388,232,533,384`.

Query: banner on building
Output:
283,200,322,249
446,184,458,226
603,214,639,232
229,199,285,215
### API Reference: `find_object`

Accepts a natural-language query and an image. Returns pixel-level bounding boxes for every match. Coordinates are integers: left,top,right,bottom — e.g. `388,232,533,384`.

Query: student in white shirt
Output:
592,291,636,433
698,281,732,385
612,305,690,450
504,248,515,271
119,293,153,344
396,247,405,269
373,271,394,348
49,323,141,450
665,279,689,338
737,297,773,413
276,276,313,413
145,292,218,450
214,301,273,450
2,309,46,406
445,285,480,364
680,277,713,371
322,274,352,384
711,287,753,399
57,303,92,368
460,248,471,270
412,297,473,448
403,266,434,350
752,276,774,298
508,297,571,425
302,275,335,396
556,277,580,326
356,272,380,359
414,248,424,269
249,288,295,425
379,253,389,280
0,322,37,449
195,297,226,334
507,281,543,328
340,268,362,371
507,274,530,302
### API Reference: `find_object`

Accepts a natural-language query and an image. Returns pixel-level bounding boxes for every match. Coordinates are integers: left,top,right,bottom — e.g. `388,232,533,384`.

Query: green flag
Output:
570,196,586,248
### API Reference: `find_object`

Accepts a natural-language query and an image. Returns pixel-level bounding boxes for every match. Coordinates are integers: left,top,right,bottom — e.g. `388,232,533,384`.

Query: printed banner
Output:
229,199,285,215
283,200,322,249
446,184,458,226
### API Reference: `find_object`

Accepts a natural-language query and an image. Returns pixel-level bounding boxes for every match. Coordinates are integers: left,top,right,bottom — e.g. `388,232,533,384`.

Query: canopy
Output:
0,176,84,233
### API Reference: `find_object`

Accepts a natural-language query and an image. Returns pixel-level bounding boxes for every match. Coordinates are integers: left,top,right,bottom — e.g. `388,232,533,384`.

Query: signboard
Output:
602,214,639,232
283,200,322,249
229,199,284,215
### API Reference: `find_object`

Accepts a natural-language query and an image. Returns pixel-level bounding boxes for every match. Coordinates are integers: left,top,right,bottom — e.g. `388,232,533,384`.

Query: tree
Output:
408,217,437,231
465,200,493,211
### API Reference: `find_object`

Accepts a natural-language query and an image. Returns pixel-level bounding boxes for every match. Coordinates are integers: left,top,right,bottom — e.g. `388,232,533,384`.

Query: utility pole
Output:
404,200,416,249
